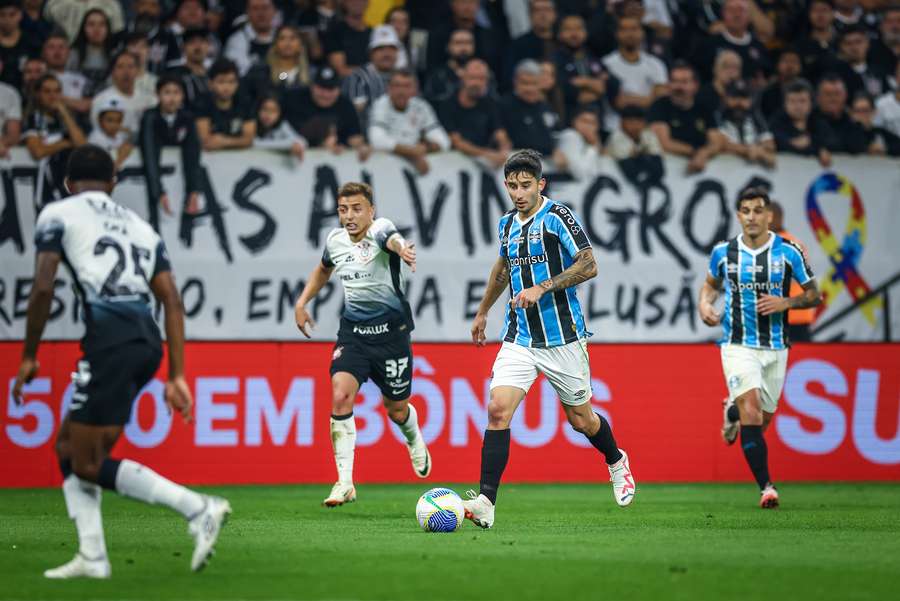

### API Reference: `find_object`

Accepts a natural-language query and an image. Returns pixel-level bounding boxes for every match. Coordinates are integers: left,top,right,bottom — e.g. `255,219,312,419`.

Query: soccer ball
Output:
416,488,465,532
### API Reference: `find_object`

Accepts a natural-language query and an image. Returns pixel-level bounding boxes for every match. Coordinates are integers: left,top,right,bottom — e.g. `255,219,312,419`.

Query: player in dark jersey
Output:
464,149,635,529
294,182,431,507
699,187,821,508
11,145,230,579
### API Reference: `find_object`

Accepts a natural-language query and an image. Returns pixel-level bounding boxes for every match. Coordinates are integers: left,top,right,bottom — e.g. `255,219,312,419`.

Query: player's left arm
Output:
386,233,416,272
12,251,61,404
758,244,822,315
513,249,597,308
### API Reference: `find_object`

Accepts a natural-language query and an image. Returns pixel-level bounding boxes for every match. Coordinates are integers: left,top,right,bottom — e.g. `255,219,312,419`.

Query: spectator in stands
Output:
555,13,620,127
344,24,400,116
602,15,668,111
369,69,450,175
21,56,47,106
874,61,900,137
21,0,52,43
868,5,899,75
796,0,837,83
165,0,219,69
849,91,900,157
832,0,871,36
0,58,20,157
43,0,123,42
423,28,474,104
23,73,86,205
648,61,721,174
124,33,159,104
42,30,91,115
225,0,276,76
758,48,803,117
68,8,114,93
290,0,336,64
608,104,664,187
693,0,771,84
196,58,255,151
427,0,500,76
697,49,742,114
384,6,421,71
254,92,307,159
283,66,370,160
813,73,867,153
324,0,371,77
827,24,889,99
439,58,511,169
242,25,311,106
506,0,557,86
500,59,563,160
768,79,833,166
140,74,202,216
166,27,211,112
125,0,179,75
0,0,40,90
557,106,603,180
712,79,776,167
538,59,566,122
90,51,157,138
87,96,133,171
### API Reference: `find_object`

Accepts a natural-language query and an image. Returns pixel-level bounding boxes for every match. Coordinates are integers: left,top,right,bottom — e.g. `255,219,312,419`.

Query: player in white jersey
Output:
11,145,230,579
294,182,432,507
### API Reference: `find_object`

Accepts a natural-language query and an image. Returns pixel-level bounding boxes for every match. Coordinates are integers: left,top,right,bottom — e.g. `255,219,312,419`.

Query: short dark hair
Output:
208,58,238,80
389,68,416,83
619,104,646,120
66,144,115,183
183,27,210,43
0,1,22,11
785,78,813,97
735,187,771,210
839,23,868,41
337,182,373,204
504,149,543,181
670,59,698,81
571,105,599,120
156,73,185,94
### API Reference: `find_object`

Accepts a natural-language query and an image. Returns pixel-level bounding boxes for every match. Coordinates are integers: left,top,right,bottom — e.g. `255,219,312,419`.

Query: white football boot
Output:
608,449,636,507
407,435,432,478
322,481,357,507
44,554,111,579
759,484,779,509
188,496,232,572
722,397,740,445
463,490,495,529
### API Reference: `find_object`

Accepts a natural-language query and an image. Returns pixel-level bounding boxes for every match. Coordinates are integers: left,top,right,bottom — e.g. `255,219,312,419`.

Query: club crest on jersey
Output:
528,229,542,244
728,375,741,390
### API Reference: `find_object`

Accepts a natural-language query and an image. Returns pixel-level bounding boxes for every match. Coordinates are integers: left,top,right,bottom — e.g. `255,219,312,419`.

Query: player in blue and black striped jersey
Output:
463,150,635,529
699,187,821,509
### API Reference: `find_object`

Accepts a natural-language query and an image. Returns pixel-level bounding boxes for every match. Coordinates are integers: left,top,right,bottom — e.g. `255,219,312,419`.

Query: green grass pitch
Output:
2,483,899,601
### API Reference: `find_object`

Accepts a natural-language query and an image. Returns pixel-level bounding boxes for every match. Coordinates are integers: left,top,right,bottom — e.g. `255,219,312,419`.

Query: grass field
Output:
2,483,899,601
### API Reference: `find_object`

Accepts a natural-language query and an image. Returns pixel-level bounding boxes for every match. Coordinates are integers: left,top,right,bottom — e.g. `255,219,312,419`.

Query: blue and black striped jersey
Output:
498,198,592,348
708,232,814,350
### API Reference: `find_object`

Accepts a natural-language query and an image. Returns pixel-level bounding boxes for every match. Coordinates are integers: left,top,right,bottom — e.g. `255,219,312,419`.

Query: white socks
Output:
114,459,206,519
330,415,357,485
62,475,107,562
397,403,423,445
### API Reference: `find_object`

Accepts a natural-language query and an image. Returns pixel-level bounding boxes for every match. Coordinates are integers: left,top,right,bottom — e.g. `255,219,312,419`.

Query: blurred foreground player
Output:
465,150,635,529
294,182,431,507
12,145,231,578
699,188,821,508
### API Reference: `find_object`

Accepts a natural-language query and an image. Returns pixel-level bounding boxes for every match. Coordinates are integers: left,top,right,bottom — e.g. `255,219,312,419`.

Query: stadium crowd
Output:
1,0,898,204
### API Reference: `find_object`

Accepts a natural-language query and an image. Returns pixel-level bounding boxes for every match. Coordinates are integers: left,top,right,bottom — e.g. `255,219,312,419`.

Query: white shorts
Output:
720,344,788,414
490,339,592,406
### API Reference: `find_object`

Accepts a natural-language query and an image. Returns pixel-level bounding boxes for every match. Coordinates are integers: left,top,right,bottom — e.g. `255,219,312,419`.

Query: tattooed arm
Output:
471,256,511,346
513,249,598,309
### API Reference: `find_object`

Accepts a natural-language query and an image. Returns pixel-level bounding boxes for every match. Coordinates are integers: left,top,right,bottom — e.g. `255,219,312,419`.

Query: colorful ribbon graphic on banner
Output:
805,173,881,324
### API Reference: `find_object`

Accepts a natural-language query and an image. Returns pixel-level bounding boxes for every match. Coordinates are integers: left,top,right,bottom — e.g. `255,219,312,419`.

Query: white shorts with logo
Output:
720,344,788,414
490,339,592,406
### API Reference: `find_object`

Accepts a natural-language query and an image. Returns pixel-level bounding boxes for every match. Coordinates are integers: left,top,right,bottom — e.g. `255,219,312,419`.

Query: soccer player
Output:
464,149,636,529
699,188,821,508
11,145,230,578
293,182,431,507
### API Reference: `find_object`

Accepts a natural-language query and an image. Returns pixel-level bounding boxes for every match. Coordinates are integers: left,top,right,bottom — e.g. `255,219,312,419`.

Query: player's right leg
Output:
324,371,362,507
464,342,535,529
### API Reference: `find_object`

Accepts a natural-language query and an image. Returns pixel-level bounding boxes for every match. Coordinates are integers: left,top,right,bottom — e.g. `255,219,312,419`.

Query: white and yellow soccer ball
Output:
416,488,465,532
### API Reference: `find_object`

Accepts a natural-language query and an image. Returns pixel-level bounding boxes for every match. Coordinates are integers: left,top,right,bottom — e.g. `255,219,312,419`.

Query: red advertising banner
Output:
2,342,899,487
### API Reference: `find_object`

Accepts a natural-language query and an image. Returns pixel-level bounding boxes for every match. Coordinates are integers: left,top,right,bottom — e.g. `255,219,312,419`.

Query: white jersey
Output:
321,218,411,324
34,191,170,352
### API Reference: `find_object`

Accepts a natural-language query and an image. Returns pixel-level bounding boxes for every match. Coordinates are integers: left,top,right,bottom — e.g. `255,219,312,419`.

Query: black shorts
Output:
330,318,413,401
68,340,163,426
